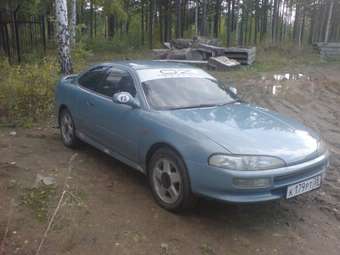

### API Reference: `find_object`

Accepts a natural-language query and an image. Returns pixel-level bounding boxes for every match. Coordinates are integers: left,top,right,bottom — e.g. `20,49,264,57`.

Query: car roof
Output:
113,60,197,70
88,61,212,82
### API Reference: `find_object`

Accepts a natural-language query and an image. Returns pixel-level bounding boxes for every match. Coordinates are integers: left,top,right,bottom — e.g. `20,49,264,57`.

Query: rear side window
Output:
95,68,137,98
78,66,108,90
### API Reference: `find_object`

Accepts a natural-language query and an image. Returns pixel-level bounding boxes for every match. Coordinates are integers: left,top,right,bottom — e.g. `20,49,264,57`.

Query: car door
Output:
89,67,143,162
76,65,109,141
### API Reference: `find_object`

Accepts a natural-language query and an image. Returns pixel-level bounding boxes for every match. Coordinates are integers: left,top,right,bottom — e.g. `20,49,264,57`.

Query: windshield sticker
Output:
137,68,216,82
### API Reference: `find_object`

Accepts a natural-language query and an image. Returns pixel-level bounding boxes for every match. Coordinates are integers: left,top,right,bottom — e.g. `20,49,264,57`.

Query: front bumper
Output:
187,153,329,203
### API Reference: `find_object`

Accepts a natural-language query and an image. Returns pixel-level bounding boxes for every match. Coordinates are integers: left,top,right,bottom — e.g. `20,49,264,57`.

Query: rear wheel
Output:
59,108,80,148
148,148,196,212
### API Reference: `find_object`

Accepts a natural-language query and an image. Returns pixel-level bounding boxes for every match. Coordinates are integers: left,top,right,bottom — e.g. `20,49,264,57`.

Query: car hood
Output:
159,103,320,164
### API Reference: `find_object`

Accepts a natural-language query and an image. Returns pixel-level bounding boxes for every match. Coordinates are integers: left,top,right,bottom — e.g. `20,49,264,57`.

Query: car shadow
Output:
76,142,300,230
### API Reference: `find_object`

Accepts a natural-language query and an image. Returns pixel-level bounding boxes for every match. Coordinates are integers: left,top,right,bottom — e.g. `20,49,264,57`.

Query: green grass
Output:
21,185,57,222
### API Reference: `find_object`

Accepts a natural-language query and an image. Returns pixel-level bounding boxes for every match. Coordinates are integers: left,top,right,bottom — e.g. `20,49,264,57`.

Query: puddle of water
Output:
272,85,282,95
261,73,311,81
258,73,313,96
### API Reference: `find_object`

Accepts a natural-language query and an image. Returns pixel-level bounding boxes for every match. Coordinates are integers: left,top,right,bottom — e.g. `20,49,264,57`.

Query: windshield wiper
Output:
217,99,242,106
169,104,220,110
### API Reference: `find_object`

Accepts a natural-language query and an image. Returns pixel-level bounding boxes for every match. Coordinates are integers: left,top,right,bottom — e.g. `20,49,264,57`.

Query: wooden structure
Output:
223,47,256,65
208,56,240,70
316,43,340,61
153,38,256,69
196,44,256,65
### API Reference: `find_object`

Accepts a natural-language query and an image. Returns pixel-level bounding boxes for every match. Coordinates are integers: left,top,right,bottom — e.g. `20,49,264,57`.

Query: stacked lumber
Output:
196,44,256,65
152,37,256,70
208,56,240,70
223,47,256,65
316,43,340,61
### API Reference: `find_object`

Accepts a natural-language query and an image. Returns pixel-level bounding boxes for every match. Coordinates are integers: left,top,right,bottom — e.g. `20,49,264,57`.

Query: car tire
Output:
148,147,197,212
59,108,80,148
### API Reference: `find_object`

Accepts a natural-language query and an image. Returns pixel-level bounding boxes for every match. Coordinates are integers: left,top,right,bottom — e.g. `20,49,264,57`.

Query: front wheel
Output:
148,148,196,212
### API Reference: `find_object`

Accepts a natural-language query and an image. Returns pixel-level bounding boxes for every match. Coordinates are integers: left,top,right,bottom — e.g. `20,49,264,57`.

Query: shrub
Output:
0,57,59,127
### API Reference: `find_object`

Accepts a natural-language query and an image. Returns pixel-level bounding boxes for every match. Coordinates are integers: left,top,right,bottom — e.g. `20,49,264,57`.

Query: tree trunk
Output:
104,16,107,39
159,3,164,42
308,0,316,44
182,0,187,36
4,24,11,61
55,0,73,74
293,1,300,43
195,0,199,35
41,15,47,54
141,1,144,45
231,0,235,32
90,0,93,39
201,0,207,36
70,0,76,45
47,1,54,40
175,0,181,38
324,0,334,43
227,0,232,46
94,8,97,37
13,9,21,63
213,0,221,38
298,7,305,47
108,15,115,39
254,0,258,44
272,0,278,43
148,0,154,49
235,0,240,44
260,0,268,42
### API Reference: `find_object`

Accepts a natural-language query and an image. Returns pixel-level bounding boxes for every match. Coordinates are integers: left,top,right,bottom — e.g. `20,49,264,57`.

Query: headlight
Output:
208,154,286,171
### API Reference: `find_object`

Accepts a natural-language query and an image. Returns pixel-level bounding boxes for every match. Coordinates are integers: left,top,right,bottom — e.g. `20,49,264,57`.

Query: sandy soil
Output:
1,64,340,255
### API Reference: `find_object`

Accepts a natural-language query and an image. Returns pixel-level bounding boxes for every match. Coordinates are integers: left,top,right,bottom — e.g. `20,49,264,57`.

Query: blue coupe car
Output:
55,61,329,211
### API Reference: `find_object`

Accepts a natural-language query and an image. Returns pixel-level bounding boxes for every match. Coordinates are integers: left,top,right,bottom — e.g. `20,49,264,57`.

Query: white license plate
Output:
286,175,321,199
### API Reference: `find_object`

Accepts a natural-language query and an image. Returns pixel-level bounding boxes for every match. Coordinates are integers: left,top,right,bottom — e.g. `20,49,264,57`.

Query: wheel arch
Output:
145,142,187,175
58,104,68,126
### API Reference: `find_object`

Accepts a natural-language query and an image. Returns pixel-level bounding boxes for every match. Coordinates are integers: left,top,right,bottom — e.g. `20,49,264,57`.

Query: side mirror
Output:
229,86,238,95
112,92,140,108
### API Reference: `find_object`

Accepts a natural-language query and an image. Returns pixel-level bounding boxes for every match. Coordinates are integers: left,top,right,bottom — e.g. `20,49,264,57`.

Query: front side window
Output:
78,66,108,90
142,77,238,110
95,68,137,98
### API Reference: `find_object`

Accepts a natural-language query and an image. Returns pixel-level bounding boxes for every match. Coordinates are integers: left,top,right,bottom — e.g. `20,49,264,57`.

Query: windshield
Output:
142,77,238,110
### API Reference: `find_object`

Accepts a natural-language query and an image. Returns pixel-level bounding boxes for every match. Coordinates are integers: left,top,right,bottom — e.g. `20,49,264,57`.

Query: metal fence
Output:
0,10,46,63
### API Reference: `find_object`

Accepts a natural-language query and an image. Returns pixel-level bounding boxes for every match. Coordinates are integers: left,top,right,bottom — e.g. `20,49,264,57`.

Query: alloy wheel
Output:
61,112,74,144
152,158,182,204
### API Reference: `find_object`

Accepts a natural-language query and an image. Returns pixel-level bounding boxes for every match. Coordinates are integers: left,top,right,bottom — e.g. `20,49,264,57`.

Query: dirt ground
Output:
1,63,340,255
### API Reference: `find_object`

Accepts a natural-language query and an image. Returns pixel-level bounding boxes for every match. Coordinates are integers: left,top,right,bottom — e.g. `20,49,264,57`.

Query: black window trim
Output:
78,65,142,104
78,65,110,92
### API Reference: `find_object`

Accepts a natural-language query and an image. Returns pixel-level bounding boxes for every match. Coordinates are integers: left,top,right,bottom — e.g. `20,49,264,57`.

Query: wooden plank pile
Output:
208,56,240,70
195,44,256,65
222,47,256,65
315,43,340,61
152,37,256,70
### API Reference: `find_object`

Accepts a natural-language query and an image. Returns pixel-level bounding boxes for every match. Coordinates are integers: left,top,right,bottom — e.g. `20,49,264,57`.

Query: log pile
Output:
315,43,340,61
152,37,256,70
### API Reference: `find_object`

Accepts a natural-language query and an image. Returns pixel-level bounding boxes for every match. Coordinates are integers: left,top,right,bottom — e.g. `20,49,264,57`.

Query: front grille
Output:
274,162,325,184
